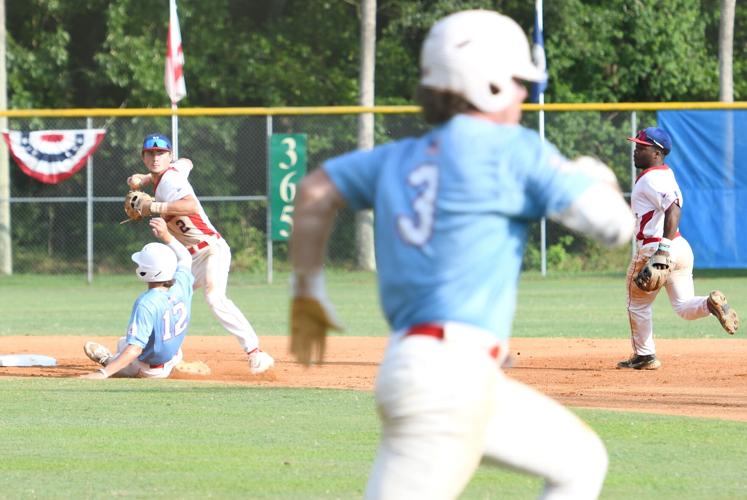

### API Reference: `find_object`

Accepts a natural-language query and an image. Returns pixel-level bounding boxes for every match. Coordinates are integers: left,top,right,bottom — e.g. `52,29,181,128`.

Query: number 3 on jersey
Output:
397,164,439,246
162,301,188,341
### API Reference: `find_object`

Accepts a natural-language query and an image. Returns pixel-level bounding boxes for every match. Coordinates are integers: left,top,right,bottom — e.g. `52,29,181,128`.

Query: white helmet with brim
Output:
420,10,546,113
132,242,177,283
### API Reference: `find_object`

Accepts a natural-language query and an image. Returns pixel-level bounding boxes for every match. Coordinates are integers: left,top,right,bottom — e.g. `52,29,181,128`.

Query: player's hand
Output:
149,218,172,243
289,271,344,366
653,249,670,269
79,371,107,380
127,174,149,190
290,297,343,366
135,196,153,217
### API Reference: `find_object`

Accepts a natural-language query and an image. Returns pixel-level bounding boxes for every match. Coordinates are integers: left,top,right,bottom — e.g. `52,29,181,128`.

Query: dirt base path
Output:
2,336,746,422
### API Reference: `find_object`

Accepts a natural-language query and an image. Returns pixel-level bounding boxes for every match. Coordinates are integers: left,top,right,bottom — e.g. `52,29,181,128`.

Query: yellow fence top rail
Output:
1,102,747,117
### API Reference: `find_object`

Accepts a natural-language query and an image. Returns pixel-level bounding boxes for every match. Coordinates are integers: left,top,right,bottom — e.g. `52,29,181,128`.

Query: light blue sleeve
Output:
125,298,156,349
323,144,395,211
174,269,194,303
523,138,595,218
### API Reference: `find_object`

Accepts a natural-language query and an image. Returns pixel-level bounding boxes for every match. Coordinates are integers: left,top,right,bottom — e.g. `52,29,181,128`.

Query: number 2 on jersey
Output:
397,164,439,246
162,302,188,341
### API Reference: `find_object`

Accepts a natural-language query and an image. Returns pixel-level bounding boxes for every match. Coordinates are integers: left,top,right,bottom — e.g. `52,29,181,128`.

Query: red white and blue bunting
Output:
2,129,106,184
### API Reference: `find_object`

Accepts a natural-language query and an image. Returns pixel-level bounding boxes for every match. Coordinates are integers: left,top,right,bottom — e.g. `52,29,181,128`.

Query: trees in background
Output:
4,0,745,273
6,0,745,109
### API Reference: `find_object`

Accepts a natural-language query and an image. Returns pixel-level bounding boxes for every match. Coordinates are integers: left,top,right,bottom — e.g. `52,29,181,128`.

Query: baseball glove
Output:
122,190,153,223
634,253,671,292
290,297,343,366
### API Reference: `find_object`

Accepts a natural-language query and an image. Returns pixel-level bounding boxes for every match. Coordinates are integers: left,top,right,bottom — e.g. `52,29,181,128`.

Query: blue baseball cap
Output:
627,127,672,154
142,133,172,152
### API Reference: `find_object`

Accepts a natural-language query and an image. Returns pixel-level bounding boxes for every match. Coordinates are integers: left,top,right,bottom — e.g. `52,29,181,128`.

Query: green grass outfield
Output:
2,270,747,498
3,269,747,338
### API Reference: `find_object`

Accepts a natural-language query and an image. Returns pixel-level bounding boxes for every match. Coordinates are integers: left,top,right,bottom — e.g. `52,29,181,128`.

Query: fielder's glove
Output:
122,190,153,223
290,272,344,366
634,253,671,292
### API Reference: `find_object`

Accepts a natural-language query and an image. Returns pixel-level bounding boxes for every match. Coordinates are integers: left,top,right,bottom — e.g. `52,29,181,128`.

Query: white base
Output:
0,354,57,367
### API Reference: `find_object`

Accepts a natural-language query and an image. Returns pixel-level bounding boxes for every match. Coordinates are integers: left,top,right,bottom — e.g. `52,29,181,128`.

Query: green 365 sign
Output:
270,134,307,241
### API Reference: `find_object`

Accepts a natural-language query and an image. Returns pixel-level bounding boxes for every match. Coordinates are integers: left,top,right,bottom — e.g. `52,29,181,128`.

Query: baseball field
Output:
2,270,746,498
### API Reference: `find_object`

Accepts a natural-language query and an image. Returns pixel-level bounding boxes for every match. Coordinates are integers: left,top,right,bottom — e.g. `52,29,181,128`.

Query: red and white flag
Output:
164,0,186,104
2,129,106,184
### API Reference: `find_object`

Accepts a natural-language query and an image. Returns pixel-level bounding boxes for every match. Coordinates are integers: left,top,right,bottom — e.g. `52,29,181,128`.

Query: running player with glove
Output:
125,133,274,375
290,10,636,499
620,127,739,370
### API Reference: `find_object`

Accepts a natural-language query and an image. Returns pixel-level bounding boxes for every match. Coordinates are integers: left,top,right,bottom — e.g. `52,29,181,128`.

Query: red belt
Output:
638,231,680,246
405,323,500,360
149,363,164,369
187,234,221,255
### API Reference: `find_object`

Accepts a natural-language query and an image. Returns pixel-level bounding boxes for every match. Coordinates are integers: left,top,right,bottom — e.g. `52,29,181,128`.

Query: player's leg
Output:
138,348,183,379
665,238,709,320
481,376,608,500
200,240,259,351
201,240,274,373
624,249,660,362
365,334,496,500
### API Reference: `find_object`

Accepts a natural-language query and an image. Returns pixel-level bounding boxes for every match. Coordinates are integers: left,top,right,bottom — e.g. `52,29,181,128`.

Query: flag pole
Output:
166,0,186,157
533,0,548,276
171,103,179,158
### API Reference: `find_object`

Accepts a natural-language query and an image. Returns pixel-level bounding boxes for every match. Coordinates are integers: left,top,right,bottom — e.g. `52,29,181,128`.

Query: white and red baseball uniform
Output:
153,163,262,354
627,164,711,355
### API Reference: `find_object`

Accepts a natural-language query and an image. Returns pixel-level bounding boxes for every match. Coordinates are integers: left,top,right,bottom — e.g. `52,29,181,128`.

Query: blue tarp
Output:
657,110,747,268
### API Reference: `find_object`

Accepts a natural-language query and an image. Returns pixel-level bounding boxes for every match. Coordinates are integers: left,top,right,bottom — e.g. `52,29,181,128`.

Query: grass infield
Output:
2,270,746,498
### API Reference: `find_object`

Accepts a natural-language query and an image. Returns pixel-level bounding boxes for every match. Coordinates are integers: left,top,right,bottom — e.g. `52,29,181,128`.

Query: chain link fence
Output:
1,107,659,279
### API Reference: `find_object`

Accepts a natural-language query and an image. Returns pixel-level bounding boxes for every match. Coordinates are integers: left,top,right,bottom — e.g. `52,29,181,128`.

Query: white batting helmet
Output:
131,242,177,283
420,10,546,113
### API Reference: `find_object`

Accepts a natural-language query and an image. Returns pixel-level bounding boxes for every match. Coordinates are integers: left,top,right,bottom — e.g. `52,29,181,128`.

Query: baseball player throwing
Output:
81,218,193,379
289,10,635,499
126,134,274,375
619,127,739,370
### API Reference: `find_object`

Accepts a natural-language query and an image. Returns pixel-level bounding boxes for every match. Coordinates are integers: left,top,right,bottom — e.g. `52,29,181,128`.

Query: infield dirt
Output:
2,336,746,422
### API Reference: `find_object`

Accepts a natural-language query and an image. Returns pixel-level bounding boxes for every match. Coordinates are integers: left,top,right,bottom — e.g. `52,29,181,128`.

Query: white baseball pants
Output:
626,237,710,356
114,337,183,379
191,237,260,353
365,323,608,500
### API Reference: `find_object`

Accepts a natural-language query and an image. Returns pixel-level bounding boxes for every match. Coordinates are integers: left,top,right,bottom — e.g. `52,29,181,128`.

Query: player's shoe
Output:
707,290,739,335
84,341,113,366
248,349,274,375
616,354,661,370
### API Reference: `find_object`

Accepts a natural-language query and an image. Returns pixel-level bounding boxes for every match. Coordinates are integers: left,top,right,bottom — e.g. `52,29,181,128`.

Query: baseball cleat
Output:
248,349,275,375
616,354,661,370
707,290,739,335
84,341,113,366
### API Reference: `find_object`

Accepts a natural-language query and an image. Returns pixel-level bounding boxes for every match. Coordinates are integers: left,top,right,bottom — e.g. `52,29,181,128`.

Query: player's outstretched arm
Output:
550,156,634,247
136,194,198,218
289,168,346,366
154,194,199,217
79,344,142,379
150,218,192,269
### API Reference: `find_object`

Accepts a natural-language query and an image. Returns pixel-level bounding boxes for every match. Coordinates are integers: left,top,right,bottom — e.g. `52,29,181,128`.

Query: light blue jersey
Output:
324,115,594,341
125,268,194,365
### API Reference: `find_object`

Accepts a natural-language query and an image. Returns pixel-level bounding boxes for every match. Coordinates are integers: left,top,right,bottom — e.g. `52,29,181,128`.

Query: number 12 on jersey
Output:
270,134,307,241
